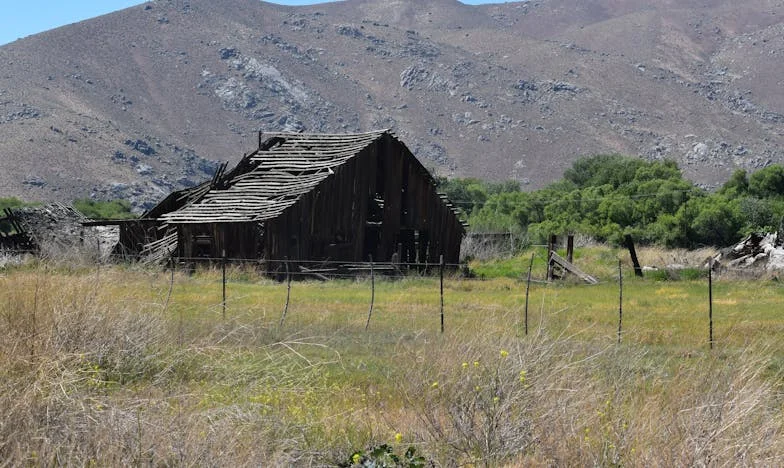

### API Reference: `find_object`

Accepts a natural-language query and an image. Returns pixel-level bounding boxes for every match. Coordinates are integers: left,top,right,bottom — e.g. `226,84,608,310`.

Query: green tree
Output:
690,200,743,247
563,154,646,189
485,180,521,195
470,191,532,233
749,165,784,198
670,195,743,247
0,197,34,212
437,177,520,221
632,159,682,183
720,169,749,196
73,199,136,220
446,155,758,248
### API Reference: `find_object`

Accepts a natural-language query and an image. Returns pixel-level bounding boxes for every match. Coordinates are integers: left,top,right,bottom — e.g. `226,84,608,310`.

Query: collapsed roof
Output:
161,130,402,224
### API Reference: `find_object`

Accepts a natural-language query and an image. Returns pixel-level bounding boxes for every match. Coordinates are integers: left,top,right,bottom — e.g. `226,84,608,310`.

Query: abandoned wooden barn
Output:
155,130,465,267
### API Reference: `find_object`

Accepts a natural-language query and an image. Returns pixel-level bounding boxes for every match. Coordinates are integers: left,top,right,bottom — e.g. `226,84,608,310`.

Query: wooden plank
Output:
549,252,599,284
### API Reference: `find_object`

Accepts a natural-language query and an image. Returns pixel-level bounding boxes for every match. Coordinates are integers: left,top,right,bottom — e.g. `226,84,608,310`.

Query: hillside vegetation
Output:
443,156,784,248
1,252,783,465
1,0,782,207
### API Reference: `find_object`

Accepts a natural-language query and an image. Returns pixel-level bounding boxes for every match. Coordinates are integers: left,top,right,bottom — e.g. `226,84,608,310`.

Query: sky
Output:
0,0,503,46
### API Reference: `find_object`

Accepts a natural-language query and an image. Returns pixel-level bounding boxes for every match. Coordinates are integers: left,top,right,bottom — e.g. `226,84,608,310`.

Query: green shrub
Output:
646,269,677,281
680,268,708,280
73,199,135,220
341,444,426,467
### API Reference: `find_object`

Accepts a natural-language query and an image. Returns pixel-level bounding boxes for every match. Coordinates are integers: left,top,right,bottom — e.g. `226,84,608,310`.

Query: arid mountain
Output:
1,0,782,209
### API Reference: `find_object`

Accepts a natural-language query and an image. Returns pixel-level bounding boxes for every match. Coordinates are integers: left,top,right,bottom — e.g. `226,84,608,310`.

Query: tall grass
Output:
1,261,783,465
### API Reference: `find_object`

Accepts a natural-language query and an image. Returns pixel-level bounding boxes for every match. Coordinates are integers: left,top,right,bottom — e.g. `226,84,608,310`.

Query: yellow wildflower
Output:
500,349,509,358
462,362,469,369
431,381,439,389
394,432,403,443
473,360,480,368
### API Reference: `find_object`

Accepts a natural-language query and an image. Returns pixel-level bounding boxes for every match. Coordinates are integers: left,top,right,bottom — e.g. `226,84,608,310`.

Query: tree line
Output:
4,156,784,249
438,155,784,248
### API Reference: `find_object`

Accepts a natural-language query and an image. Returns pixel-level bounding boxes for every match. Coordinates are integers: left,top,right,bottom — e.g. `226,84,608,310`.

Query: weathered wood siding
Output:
177,222,260,260
263,134,464,266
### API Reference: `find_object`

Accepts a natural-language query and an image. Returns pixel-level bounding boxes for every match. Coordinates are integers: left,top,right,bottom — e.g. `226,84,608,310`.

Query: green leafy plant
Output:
341,444,427,468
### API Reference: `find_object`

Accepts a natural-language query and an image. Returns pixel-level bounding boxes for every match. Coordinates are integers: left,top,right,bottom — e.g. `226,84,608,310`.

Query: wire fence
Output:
0,246,775,350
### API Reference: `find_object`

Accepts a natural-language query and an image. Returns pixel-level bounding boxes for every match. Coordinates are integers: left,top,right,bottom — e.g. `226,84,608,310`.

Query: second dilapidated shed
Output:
158,130,465,266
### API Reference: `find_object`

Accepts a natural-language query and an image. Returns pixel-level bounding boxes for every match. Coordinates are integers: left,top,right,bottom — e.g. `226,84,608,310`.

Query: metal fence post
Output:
524,253,534,336
709,259,714,349
618,260,623,344
440,255,445,334
365,255,375,331
221,249,227,319
280,258,291,328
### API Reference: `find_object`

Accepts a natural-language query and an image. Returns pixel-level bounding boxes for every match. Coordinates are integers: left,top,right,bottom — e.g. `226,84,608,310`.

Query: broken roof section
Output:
160,130,399,224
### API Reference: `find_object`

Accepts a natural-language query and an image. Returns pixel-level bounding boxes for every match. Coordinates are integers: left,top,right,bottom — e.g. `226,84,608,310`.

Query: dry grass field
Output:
2,248,784,466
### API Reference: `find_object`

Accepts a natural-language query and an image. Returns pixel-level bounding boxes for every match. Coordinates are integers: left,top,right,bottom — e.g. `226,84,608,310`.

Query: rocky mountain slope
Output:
1,0,782,209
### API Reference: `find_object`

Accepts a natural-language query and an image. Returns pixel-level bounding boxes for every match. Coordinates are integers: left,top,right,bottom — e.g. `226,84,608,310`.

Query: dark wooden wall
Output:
177,222,261,260
264,134,465,266
264,141,376,264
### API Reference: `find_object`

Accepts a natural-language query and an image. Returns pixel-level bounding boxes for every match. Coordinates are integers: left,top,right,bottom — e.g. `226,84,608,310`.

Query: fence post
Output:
172,251,183,346
547,234,557,281
709,259,714,350
31,270,40,358
524,253,534,336
164,249,175,314
365,255,375,331
221,249,227,319
618,260,623,344
624,234,644,278
567,234,574,264
440,254,445,334
280,258,291,328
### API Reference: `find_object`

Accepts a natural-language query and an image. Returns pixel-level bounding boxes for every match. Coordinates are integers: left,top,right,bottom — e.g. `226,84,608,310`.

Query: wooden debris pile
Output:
13,204,91,252
1,204,116,258
0,208,35,251
712,232,784,270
